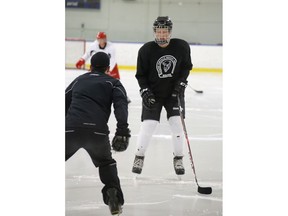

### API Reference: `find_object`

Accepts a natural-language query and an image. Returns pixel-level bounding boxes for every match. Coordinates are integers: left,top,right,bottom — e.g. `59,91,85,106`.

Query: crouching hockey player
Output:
66,52,131,215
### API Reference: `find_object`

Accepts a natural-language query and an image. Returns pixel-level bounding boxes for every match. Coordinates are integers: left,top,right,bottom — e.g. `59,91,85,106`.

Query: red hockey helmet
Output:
96,32,107,39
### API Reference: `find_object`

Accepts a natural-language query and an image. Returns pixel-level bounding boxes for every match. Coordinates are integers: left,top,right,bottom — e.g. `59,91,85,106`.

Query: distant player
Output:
67,52,131,215
76,31,121,79
132,16,193,176
76,32,131,103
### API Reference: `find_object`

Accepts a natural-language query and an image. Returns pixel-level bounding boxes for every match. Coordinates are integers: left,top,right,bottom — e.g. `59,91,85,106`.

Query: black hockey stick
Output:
188,84,203,94
177,96,212,195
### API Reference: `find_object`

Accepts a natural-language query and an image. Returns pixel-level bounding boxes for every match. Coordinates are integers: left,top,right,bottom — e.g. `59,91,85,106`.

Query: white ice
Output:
65,69,222,216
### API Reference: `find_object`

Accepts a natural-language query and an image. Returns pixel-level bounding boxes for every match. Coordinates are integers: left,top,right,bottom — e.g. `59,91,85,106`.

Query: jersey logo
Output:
156,55,177,78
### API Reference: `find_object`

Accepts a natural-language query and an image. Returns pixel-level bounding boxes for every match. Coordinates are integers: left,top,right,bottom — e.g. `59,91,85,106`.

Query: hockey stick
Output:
177,96,212,195
188,84,203,94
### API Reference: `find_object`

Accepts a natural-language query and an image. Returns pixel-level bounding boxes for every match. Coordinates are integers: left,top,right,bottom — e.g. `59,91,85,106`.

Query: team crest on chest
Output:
156,55,177,78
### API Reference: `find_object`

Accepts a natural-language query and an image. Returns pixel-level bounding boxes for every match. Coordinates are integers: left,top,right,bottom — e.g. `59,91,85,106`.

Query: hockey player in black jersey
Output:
132,16,193,176
66,52,130,215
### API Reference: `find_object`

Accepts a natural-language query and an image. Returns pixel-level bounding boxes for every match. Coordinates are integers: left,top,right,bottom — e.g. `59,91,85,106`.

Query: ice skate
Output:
106,188,122,215
173,156,185,175
132,155,144,174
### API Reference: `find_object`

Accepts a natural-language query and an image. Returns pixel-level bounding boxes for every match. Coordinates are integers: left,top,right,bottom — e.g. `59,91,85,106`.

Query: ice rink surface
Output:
65,69,222,216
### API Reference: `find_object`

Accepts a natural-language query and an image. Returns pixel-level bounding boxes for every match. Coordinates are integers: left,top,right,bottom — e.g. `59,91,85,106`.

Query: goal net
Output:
65,38,86,69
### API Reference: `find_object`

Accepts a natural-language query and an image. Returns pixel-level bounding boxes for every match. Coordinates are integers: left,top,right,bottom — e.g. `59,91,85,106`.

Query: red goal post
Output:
65,38,86,69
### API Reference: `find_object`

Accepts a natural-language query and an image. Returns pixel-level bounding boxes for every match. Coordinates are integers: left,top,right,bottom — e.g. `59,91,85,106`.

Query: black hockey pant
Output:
65,128,124,205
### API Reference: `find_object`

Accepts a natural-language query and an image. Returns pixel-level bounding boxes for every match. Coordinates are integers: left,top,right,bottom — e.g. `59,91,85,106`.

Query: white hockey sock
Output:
135,120,159,156
168,116,184,157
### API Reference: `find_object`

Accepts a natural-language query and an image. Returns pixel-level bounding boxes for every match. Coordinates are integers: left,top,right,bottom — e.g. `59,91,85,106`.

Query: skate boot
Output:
132,155,144,174
173,156,185,175
106,188,122,215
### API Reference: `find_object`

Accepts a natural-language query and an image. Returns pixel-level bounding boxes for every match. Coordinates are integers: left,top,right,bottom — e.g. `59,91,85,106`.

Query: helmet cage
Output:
153,16,173,45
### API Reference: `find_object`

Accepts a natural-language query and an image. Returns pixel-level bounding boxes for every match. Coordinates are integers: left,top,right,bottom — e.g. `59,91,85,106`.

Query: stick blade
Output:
198,186,212,195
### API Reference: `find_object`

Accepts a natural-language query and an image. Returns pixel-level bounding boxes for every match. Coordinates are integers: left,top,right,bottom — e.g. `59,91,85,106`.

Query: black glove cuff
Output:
115,128,131,137
174,80,188,92
140,88,151,97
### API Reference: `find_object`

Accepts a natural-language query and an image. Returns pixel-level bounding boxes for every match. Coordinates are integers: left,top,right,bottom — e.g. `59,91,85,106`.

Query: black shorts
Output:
141,96,185,121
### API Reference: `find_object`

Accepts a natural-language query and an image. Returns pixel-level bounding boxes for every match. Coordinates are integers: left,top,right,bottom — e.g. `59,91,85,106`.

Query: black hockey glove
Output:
112,128,131,152
140,88,156,109
172,80,188,98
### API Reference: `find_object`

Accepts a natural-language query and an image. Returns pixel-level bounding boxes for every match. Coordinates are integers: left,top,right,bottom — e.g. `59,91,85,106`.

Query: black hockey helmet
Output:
153,16,173,45
153,16,173,32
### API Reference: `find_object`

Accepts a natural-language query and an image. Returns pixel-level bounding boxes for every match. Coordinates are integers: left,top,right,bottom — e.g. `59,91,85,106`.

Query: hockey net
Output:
65,38,86,69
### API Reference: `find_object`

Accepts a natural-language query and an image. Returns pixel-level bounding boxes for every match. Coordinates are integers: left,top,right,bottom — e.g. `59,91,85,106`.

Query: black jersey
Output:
65,71,129,134
135,38,193,99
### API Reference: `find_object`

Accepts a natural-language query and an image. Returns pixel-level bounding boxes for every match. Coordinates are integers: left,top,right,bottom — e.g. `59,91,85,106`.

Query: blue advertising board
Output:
66,0,101,9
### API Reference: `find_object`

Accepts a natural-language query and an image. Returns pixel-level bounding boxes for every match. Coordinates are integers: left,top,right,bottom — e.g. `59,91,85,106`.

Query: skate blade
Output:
111,207,122,215
132,173,141,179
111,211,121,216
132,174,140,186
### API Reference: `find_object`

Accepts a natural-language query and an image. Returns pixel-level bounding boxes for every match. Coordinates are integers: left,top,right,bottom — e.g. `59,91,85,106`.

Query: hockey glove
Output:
140,88,156,110
172,80,188,98
112,128,131,152
76,58,85,69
